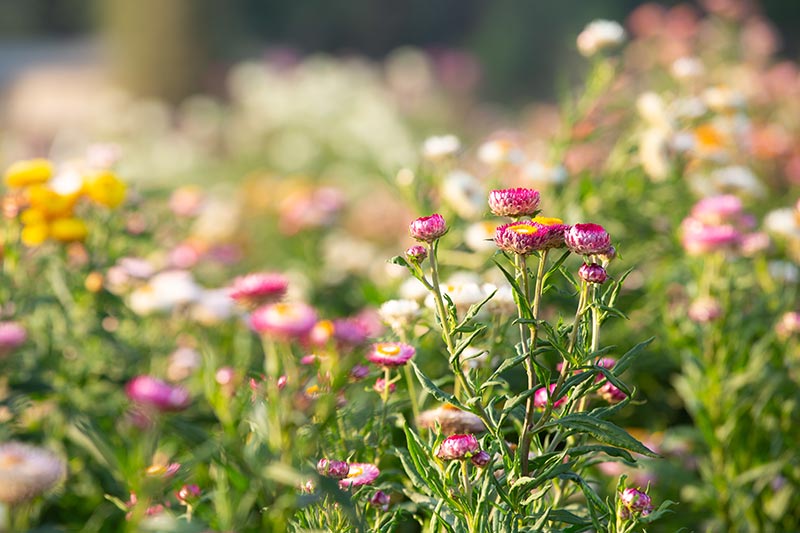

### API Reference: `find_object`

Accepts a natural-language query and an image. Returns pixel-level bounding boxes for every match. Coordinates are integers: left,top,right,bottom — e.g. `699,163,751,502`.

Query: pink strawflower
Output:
533,383,567,409
176,484,201,505
409,214,447,242
333,318,370,347
530,216,569,249
488,188,541,218
565,223,612,255
0,321,26,357
739,232,770,257
688,297,722,323
681,218,740,255
125,375,190,412
405,245,428,264
690,195,743,226
494,221,548,255
619,487,653,519
578,263,608,284
367,342,415,367
250,302,318,339
229,272,289,307
338,463,380,488
436,434,481,461
370,490,391,511
470,450,491,468
317,458,350,479
373,378,396,394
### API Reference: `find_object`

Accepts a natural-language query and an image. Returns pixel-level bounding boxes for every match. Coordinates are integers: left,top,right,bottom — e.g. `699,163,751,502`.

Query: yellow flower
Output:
19,208,47,226
49,218,88,243
532,216,564,226
4,159,53,188
26,185,77,218
20,223,49,247
84,171,126,208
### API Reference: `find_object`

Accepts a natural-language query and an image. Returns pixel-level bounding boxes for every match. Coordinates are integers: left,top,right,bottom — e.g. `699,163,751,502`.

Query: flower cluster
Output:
3,158,126,246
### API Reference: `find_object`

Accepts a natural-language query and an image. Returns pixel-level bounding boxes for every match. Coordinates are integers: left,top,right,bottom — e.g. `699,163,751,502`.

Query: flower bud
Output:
470,450,491,468
409,214,447,242
578,263,608,284
436,434,481,461
619,487,653,519
565,223,611,256
405,245,428,264
317,458,350,479
369,490,391,511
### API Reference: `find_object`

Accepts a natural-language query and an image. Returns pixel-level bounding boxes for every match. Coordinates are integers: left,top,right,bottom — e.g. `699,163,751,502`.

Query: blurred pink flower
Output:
250,302,318,339
338,463,380,488
125,376,190,412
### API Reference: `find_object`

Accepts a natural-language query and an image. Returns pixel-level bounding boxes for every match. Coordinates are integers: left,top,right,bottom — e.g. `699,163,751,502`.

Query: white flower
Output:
167,347,202,382
464,221,499,253
764,208,800,239
636,92,671,129
128,271,202,315
425,280,489,317
398,277,429,301
379,299,421,333
768,261,799,284
192,288,236,325
422,135,460,160
577,20,626,57
670,97,707,119
671,57,705,80
440,170,486,220
703,86,745,112
708,165,764,197
483,283,517,316
478,138,525,166
460,346,489,369
639,129,671,182
520,160,567,187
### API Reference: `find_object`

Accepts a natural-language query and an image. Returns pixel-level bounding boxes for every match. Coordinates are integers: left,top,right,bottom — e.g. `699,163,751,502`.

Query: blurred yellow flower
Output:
4,159,53,188
20,223,49,247
84,171,126,208
26,185,77,218
49,218,88,243
19,208,47,226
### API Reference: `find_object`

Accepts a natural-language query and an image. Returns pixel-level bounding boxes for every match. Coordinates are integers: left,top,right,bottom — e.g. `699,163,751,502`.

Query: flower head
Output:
4,159,53,188
488,188,540,218
470,450,491,468
338,463,380,488
250,302,318,339
534,383,567,409
565,223,611,256
681,218,740,255
619,487,653,519
0,322,27,356
0,442,65,504
577,20,626,57
531,216,569,249
691,195,743,226
436,434,481,461
494,221,548,255
578,263,608,284
176,484,201,505
409,214,447,243
229,272,289,307
317,458,350,479
367,342,415,367
416,404,486,435
125,375,190,412
369,490,391,511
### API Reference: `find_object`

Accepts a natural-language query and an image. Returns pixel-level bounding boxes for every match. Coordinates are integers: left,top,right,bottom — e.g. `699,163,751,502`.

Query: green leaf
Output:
456,288,497,331
411,360,461,408
613,337,654,375
544,414,659,457
451,326,487,366
493,256,532,319
639,500,678,524
569,445,635,463
542,250,571,285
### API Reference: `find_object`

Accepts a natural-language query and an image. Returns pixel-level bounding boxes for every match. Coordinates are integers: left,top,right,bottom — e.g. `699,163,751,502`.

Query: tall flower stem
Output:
519,250,549,476
377,367,391,449
403,364,421,424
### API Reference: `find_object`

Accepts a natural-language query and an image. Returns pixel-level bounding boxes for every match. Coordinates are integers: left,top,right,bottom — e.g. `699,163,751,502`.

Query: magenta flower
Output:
494,221,548,255
578,263,608,284
125,375,190,412
250,302,318,339
405,245,428,264
332,318,370,347
367,342,415,367
565,223,611,255
619,487,653,519
338,463,380,488
533,383,567,409
531,217,570,249
0,321,26,357
690,194,743,226
681,218,740,255
176,484,201,505
350,364,370,380
436,434,481,461
229,272,289,307
369,490,391,511
373,378,396,394
317,458,350,479
470,450,491,468
409,214,447,242
488,188,541,218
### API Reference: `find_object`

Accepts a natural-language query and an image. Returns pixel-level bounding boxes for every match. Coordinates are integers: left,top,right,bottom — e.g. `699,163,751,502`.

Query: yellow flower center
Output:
378,344,401,355
348,466,363,478
305,385,320,395
508,224,538,235
695,124,725,149
532,216,563,226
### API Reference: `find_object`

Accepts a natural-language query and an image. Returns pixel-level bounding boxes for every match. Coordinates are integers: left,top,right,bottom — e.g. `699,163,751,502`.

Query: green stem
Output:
403,364,421,425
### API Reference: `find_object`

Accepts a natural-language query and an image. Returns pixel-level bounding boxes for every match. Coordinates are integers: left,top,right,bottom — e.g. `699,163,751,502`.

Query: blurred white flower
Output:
636,92,671,129
478,138,525,166
764,208,800,239
441,170,486,220
129,271,201,315
482,283,516,316
671,57,705,81
399,277,429,301
379,299,421,333
422,135,460,160
520,160,567,187
703,86,745,112
577,20,626,57
465,221,499,253
768,261,799,284
639,129,671,182
425,280,490,317
192,289,236,325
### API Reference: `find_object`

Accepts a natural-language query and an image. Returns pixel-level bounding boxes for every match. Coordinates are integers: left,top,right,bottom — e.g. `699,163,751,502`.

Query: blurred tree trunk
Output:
101,0,210,103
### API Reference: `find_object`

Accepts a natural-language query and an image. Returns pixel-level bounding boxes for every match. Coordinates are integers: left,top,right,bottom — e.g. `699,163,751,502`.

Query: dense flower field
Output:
2,3,800,532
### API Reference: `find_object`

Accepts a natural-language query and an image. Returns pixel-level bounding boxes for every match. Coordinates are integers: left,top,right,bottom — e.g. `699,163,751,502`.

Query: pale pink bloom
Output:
690,195,743,226
338,463,380,488
0,322,26,356
125,375,190,412
229,272,289,307
409,214,447,242
470,450,491,468
367,342,415,367
436,434,481,461
488,188,540,218
688,297,722,323
405,245,428,263
250,302,318,339
565,223,612,256
0,442,65,504
681,218,740,255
